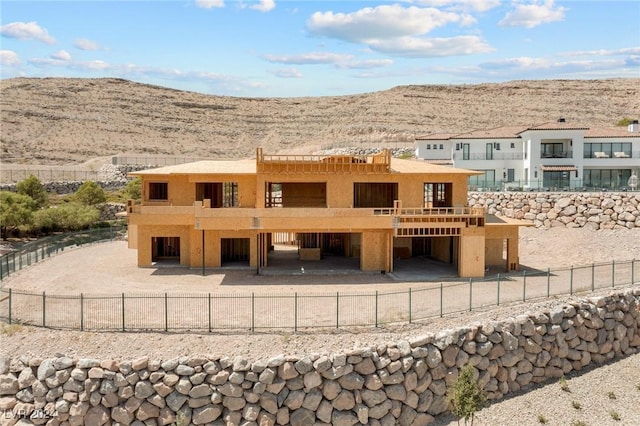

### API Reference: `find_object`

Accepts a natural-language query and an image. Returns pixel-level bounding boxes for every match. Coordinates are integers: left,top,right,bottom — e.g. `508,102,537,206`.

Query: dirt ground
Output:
1,226,639,425
2,226,639,295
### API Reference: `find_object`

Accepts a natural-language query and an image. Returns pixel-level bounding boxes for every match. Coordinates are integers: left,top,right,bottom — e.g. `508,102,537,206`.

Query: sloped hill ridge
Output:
1,77,638,164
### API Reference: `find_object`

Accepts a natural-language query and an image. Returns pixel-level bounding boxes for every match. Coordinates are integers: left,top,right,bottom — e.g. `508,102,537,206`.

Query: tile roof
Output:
415,121,640,141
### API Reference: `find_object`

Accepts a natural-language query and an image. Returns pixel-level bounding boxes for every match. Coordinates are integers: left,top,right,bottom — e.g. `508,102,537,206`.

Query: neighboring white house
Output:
415,119,640,191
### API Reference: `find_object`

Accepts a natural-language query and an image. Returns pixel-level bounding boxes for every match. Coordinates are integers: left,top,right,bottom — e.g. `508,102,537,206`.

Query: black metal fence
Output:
1,259,636,332
0,225,127,281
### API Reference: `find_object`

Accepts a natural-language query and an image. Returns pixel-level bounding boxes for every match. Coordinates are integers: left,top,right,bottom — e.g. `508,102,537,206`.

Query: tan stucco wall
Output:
136,225,192,267
485,239,504,266
458,228,486,277
361,231,390,271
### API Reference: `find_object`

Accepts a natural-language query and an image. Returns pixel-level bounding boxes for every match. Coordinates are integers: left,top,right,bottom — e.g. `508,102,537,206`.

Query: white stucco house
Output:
415,119,640,191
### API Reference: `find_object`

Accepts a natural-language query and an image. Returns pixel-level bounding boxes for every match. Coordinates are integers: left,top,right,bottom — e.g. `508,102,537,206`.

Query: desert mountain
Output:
1,77,638,165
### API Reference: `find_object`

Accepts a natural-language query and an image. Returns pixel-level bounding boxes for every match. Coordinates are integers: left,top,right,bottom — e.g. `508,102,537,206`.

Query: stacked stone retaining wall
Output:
1,289,638,425
470,191,640,229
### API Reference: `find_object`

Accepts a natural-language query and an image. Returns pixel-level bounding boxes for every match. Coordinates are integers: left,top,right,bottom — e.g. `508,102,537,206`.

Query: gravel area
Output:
1,226,639,425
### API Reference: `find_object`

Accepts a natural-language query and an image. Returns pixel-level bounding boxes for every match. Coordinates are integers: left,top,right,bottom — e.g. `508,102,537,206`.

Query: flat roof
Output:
131,159,256,176
131,157,481,176
390,158,481,175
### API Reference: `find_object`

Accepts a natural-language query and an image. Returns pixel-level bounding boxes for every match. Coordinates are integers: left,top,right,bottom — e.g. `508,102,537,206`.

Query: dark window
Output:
424,182,452,207
354,183,398,208
148,182,168,200
462,144,470,160
486,143,494,160
196,182,238,207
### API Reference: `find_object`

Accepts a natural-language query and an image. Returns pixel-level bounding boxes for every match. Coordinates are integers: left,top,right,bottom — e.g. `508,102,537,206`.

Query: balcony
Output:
256,147,391,174
540,150,572,159
453,152,524,161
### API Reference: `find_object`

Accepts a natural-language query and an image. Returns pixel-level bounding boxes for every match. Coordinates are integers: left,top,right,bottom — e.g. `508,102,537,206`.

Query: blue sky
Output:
1,1,639,97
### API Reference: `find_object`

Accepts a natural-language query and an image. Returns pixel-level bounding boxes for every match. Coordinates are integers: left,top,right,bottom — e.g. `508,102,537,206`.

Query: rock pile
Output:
315,147,415,158
99,203,126,221
471,192,640,229
1,289,638,425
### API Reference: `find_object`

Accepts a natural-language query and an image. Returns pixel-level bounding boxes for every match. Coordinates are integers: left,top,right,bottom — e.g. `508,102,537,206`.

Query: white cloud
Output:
0,21,56,44
413,0,501,13
195,0,224,9
262,52,354,65
564,47,640,57
51,50,71,61
269,67,302,78
75,38,101,51
340,59,394,69
251,0,275,12
0,50,21,66
307,5,463,43
29,57,110,70
369,35,493,57
499,0,566,29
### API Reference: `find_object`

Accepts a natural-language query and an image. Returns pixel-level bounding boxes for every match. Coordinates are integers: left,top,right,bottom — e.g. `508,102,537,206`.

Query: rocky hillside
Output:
1,77,638,165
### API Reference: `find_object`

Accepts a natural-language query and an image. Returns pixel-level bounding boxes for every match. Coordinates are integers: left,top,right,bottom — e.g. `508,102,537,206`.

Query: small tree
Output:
74,181,106,206
124,177,142,201
16,175,48,208
0,191,37,239
448,364,487,426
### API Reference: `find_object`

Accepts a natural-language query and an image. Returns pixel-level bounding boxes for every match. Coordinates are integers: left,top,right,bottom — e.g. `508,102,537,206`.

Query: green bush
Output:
16,175,48,208
448,364,487,425
0,191,37,239
33,203,100,233
74,181,106,206
125,177,142,201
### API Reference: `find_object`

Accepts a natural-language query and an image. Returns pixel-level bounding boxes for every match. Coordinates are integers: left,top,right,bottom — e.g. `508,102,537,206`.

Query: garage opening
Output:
221,238,250,266
392,236,459,279
265,232,359,272
152,237,180,263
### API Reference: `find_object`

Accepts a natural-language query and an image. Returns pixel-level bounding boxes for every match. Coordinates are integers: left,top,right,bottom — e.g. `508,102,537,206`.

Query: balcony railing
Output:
256,147,391,174
452,152,524,161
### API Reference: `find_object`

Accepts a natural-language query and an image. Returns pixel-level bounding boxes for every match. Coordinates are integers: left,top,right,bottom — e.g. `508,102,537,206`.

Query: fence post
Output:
469,278,473,311
122,293,125,332
440,283,443,317
42,292,46,327
208,293,212,333
375,291,378,328
8,289,11,324
336,292,339,329
612,260,615,288
251,293,255,332
592,263,595,291
0,256,3,279
570,266,574,295
294,293,298,333
80,293,84,331
547,268,551,297
408,288,412,324
497,274,501,306
164,293,168,332
522,270,527,301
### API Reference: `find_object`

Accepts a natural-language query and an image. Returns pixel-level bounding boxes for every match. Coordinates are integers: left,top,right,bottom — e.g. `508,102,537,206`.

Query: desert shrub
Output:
33,202,100,233
74,181,106,206
448,364,487,425
616,117,633,127
16,175,48,208
0,191,37,239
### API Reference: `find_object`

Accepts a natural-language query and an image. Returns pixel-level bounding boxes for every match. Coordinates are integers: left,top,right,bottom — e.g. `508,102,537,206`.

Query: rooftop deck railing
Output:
256,148,391,174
